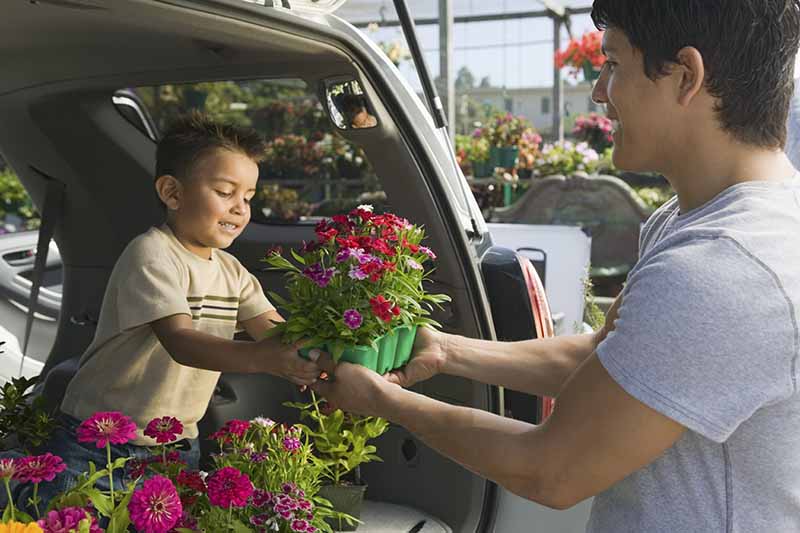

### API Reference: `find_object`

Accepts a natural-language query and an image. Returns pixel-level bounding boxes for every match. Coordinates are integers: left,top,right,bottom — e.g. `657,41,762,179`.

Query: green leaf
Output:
84,489,113,517
2,504,11,522
290,248,307,265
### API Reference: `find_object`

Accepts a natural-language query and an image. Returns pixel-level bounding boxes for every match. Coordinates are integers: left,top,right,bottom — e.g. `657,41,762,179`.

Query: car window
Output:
127,79,386,225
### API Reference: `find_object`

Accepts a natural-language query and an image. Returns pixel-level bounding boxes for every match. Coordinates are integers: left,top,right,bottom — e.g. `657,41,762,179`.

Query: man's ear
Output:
675,46,705,106
155,175,182,211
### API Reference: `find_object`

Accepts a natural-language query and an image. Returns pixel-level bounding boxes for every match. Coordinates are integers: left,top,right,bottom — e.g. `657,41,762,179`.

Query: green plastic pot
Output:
299,325,418,373
318,483,367,531
489,146,519,169
471,159,493,178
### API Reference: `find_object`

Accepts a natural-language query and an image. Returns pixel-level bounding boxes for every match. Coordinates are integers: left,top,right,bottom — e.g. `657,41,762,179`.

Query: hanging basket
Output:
582,61,601,82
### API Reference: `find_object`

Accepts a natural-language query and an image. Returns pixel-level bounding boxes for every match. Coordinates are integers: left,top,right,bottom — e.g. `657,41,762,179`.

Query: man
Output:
312,2,800,530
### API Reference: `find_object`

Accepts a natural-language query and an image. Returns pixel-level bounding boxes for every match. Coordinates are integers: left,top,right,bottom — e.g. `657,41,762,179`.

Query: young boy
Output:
312,2,800,531
31,113,321,504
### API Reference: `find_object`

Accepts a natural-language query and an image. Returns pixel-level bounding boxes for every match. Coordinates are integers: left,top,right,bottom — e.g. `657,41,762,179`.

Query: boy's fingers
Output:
310,378,331,397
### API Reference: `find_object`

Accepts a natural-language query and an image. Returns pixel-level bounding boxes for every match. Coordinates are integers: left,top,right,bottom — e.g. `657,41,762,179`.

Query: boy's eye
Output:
216,190,232,198
244,197,252,205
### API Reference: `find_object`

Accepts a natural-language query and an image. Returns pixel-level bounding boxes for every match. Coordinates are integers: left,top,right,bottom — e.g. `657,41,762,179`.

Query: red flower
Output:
177,470,206,493
381,227,399,242
371,238,395,256
336,236,361,249
349,208,373,222
206,467,254,508
402,238,420,253
144,416,183,444
370,295,399,323
331,214,350,228
209,419,251,442
316,228,338,242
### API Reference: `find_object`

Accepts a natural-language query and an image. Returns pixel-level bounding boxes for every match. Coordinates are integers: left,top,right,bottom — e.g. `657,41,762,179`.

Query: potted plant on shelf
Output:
456,133,491,177
287,394,389,531
263,205,450,373
480,113,535,169
555,30,606,82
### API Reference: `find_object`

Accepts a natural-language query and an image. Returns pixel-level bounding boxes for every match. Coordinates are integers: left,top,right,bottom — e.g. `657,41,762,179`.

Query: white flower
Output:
252,416,276,428
357,204,374,212
367,22,380,33
355,156,363,165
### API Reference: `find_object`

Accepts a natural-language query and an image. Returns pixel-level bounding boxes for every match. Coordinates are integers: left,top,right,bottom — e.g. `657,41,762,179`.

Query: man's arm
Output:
393,294,623,397
151,313,320,385
313,347,684,510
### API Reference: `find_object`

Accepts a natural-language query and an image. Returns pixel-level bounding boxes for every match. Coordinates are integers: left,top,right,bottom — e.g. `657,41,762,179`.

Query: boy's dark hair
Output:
155,112,266,182
592,0,800,149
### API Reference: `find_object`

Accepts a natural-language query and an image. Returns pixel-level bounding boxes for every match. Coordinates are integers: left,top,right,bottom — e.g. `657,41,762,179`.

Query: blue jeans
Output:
2,412,200,514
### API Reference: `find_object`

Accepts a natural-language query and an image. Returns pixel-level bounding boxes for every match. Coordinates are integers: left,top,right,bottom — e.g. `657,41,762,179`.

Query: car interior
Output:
0,1,521,531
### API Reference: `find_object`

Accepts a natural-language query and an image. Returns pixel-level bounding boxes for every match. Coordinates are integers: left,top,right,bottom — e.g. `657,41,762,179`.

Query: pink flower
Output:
77,411,137,448
172,511,197,532
343,309,363,330
252,489,274,507
406,258,423,271
206,467,254,508
37,506,101,533
0,458,16,480
16,453,66,483
176,470,206,494
128,475,182,533
144,416,183,444
292,519,310,532
418,246,436,260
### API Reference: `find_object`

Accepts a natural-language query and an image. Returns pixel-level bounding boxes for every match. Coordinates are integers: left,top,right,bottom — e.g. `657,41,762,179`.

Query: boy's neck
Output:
165,219,213,260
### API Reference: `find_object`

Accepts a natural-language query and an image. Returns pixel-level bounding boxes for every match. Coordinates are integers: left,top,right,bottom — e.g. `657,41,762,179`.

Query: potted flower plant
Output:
533,141,602,178
480,114,535,169
455,134,491,177
555,30,606,82
572,113,614,153
263,206,450,373
287,394,388,531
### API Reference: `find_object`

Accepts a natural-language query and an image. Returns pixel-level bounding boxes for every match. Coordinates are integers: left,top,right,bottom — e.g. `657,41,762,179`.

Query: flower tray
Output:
299,325,418,374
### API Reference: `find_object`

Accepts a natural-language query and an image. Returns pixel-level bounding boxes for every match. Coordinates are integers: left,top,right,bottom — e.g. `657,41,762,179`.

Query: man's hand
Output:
311,354,399,418
385,327,448,388
257,337,321,386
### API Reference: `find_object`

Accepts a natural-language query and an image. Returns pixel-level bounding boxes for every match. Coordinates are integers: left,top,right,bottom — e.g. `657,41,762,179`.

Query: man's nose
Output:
591,72,608,105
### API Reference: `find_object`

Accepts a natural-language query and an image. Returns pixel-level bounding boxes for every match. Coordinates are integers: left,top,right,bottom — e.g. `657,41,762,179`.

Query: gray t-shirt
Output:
588,178,800,532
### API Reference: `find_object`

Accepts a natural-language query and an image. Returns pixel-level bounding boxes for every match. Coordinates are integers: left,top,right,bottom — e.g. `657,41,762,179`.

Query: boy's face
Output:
168,148,259,258
591,27,678,173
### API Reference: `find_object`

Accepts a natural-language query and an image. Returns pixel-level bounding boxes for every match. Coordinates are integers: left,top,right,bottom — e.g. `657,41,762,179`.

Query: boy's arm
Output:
150,313,320,385
240,310,284,341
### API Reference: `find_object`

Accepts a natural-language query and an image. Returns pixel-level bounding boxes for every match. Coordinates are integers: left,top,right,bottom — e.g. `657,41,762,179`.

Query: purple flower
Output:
292,519,310,532
250,451,269,463
302,264,336,288
419,246,436,260
343,309,363,330
252,489,274,508
282,482,297,494
472,128,483,138
38,506,102,533
406,258,423,271
16,453,67,483
283,436,301,453
128,475,182,533
348,265,368,280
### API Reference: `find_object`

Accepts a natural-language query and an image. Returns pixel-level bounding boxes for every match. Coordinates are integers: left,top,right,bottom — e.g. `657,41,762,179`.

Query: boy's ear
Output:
675,46,705,106
155,175,182,211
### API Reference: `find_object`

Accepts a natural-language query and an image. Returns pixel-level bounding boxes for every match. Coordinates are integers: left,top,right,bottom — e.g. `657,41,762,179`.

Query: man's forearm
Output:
382,385,559,507
442,332,597,397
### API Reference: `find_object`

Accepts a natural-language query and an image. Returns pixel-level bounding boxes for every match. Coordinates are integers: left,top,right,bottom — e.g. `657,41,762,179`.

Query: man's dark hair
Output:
155,112,266,182
592,0,800,149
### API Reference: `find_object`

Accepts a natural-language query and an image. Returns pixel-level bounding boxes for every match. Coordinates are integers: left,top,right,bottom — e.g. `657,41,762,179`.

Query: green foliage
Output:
263,209,451,351
455,135,490,163
634,186,674,212
0,169,40,230
533,141,604,178
582,274,606,332
287,395,389,486
0,375,56,454
480,113,535,148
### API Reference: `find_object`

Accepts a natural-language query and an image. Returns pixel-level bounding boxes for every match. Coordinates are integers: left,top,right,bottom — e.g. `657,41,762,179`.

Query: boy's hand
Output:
257,337,321,386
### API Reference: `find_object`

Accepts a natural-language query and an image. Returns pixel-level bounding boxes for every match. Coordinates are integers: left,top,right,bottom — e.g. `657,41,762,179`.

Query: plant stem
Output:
162,445,166,467
311,391,325,433
32,482,39,519
228,502,232,529
4,477,15,522
106,443,115,531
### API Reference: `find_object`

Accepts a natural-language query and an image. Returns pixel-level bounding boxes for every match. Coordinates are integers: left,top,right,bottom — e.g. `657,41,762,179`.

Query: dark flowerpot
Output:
318,483,367,531
471,159,493,178
489,146,518,169
518,168,533,180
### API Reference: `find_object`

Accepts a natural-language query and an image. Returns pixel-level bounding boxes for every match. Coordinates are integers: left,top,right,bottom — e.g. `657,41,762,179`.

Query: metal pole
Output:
553,17,564,142
439,0,455,138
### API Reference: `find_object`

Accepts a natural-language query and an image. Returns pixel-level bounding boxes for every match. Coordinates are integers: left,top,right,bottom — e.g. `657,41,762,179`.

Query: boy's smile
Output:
166,148,259,259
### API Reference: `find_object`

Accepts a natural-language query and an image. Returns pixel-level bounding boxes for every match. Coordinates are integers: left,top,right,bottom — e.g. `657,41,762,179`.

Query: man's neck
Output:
661,135,796,214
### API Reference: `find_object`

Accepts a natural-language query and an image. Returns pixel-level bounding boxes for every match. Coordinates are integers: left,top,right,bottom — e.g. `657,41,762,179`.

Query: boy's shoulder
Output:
120,225,177,265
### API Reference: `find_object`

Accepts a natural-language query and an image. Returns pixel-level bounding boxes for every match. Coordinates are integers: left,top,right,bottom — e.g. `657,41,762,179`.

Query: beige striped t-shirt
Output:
61,224,274,445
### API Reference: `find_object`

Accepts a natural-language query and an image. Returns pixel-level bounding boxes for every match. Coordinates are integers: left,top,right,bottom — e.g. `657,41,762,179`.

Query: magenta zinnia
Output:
206,467,254,508
144,416,183,444
128,475,182,533
37,507,101,533
15,454,66,483
76,411,137,448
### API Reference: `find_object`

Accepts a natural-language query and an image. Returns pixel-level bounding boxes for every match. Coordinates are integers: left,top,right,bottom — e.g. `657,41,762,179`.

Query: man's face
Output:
591,27,677,173
170,148,259,258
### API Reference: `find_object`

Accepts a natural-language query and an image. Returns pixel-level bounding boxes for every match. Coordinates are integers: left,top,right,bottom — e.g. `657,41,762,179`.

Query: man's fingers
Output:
315,352,337,374
384,370,405,386
310,378,331,397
